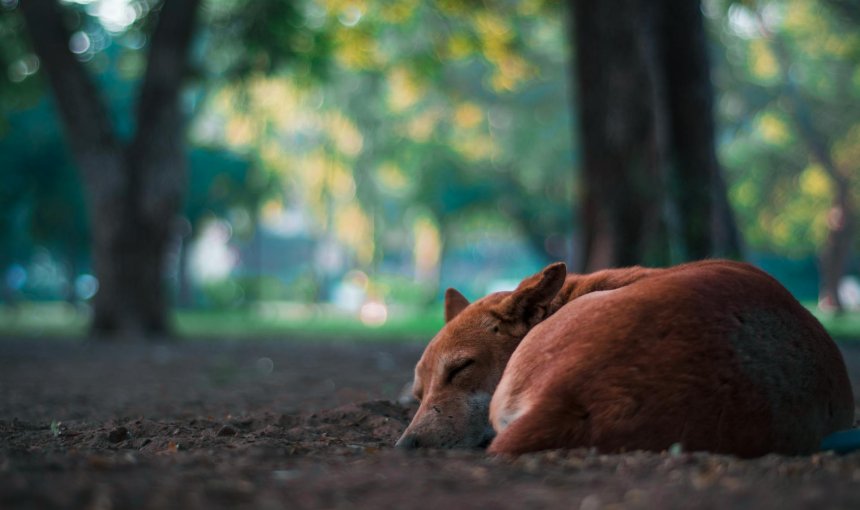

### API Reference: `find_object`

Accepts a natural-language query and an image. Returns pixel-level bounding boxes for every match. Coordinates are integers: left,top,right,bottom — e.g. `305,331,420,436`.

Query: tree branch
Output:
128,0,201,216
132,0,201,149
19,0,122,175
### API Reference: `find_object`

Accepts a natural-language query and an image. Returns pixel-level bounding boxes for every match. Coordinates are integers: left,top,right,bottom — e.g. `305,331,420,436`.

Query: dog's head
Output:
395,262,567,449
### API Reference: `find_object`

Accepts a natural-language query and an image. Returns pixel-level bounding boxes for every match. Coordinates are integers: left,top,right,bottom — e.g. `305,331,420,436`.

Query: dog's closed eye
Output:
445,358,475,384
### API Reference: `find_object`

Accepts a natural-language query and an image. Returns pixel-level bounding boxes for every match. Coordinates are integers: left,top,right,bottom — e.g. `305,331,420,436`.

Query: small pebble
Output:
107,427,129,443
580,494,601,510
217,425,238,437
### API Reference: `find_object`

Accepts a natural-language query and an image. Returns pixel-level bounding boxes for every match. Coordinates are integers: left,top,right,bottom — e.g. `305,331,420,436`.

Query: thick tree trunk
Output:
21,0,199,337
90,215,175,334
662,0,742,260
570,0,740,270
571,0,670,271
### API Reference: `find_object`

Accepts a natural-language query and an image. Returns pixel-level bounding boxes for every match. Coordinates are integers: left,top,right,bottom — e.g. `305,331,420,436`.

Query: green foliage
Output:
199,279,246,309
710,0,860,257
4,0,860,317
372,274,436,307
186,147,257,227
0,3,44,133
200,0,332,79
0,94,88,270
197,0,575,269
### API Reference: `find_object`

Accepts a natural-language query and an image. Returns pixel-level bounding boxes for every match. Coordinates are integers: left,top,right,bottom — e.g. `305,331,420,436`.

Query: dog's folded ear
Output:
444,288,470,322
497,262,566,325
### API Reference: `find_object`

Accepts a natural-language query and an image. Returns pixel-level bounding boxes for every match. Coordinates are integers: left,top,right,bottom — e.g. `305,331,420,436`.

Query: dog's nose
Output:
395,433,420,449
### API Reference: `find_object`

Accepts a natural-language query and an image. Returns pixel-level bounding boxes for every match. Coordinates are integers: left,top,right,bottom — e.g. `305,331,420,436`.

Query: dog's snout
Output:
395,433,420,450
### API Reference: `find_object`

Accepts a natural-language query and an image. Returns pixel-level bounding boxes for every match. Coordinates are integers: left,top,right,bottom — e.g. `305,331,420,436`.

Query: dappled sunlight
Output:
74,274,98,301
799,165,832,199
378,0,416,24
333,24,380,70
333,269,368,312
754,110,791,145
412,216,441,283
373,162,411,196
833,124,860,168
452,131,498,162
747,39,779,82
334,202,374,266
63,0,146,33
405,108,441,142
453,102,484,129
7,54,39,82
745,169,831,256
224,115,255,147
190,220,238,284
326,111,364,157
359,299,387,327
444,33,474,60
68,31,91,54
386,67,426,112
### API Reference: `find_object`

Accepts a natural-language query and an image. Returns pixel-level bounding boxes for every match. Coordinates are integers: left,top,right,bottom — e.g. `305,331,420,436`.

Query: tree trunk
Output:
89,214,175,334
795,110,854,313
176,225,194,309
571,0,670,271
569,0,740,270
662,0,742,260
63,254,77,305
21,0,200,337
819,190,855,312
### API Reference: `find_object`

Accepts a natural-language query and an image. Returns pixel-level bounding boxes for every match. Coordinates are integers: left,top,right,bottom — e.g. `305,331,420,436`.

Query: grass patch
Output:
174,305,442,341
806,306,860,341
2,302,860,342
0,302,443,341
0,303,88,337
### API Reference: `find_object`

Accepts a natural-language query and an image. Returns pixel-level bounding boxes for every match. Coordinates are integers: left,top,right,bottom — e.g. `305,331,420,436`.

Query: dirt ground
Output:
2,337,860,510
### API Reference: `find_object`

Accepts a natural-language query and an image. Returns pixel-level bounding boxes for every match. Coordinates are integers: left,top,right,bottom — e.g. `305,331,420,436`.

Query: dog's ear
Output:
444,288,470,322
497,262,566,326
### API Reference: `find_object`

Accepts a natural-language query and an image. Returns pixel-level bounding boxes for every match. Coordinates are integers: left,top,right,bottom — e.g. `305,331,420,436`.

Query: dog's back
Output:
489,260,854,456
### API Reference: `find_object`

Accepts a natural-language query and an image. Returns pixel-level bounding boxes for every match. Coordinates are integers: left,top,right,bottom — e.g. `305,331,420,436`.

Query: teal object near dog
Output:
820,429,860,454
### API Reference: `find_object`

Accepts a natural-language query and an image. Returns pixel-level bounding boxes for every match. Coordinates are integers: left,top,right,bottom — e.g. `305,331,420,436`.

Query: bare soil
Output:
2,337,860,509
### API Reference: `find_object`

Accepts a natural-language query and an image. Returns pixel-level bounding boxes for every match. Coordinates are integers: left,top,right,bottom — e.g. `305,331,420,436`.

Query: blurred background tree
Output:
15,0,199,336
1,0,859,338
571,0,741,271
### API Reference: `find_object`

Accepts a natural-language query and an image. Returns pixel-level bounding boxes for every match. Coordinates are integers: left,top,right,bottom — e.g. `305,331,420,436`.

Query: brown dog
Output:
395,260,855,457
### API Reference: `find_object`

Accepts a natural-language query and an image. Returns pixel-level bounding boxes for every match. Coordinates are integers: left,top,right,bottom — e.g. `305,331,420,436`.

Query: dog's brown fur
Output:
396,260,855,457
